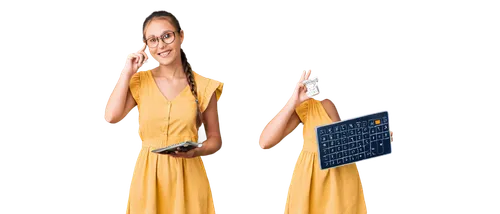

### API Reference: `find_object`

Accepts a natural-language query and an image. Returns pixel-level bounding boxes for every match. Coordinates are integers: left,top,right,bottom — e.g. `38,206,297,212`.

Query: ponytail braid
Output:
181,49,202,127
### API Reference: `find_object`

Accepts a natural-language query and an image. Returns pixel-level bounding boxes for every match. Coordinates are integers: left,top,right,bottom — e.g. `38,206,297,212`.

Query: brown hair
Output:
143,11,203,127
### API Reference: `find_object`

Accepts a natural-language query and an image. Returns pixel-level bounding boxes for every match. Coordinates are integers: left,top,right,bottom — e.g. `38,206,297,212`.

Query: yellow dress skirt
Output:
285,99,367,214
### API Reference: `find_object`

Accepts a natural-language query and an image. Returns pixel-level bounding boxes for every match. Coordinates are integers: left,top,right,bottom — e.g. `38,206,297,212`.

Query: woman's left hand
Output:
390,131,394,142
167,148,199,158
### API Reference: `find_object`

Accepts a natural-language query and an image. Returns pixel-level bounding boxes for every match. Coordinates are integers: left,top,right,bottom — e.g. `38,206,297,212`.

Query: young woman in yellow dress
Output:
104,11,223,214
260,70,393,214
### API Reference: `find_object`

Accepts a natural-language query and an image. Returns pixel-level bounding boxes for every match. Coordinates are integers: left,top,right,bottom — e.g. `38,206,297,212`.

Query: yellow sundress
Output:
126,70,223,214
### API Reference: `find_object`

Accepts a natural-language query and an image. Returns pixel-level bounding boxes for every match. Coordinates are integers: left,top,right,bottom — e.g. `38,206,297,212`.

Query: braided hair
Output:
143,11,203,127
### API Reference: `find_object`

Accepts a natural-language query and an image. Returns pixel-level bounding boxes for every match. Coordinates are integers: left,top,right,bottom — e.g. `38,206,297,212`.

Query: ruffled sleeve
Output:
129,72,141,104
193,71,224,113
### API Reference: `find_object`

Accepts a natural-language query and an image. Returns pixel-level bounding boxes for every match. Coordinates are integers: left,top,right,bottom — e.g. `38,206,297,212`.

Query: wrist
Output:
193,147,204,157
286,97,299,109
121,72,133,79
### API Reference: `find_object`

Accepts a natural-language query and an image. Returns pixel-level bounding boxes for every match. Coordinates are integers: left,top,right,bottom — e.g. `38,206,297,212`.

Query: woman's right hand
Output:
290,70,312,108
123,44,148,75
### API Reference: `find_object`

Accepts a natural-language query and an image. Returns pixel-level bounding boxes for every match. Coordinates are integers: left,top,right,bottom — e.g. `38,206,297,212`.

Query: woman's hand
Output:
166,147,200,159
390,131,394,142
289,70,312,108
123,44,148,75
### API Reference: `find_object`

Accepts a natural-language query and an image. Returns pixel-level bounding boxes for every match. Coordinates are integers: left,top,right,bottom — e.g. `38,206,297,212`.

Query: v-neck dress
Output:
126,70,223,214
285,99,367,214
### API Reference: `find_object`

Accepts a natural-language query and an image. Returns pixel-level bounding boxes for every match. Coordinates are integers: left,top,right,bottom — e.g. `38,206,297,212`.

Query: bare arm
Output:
196,93,222,156
104,72,137,123
259,99,302,149
321,99,341,122
257,66,312,150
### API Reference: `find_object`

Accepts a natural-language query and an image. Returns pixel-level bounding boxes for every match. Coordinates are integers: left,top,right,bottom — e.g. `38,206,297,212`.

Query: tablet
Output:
151,141,202,154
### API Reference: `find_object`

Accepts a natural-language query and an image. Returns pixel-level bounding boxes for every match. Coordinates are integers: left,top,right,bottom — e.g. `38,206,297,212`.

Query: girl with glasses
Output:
105,11,223,214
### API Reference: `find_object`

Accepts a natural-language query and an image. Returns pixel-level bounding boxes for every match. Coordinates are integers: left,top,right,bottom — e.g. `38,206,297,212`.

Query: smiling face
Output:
143,18,184,66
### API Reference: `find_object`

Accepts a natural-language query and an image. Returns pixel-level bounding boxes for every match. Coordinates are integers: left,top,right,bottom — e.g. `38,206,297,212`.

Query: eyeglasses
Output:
144,31,178,48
